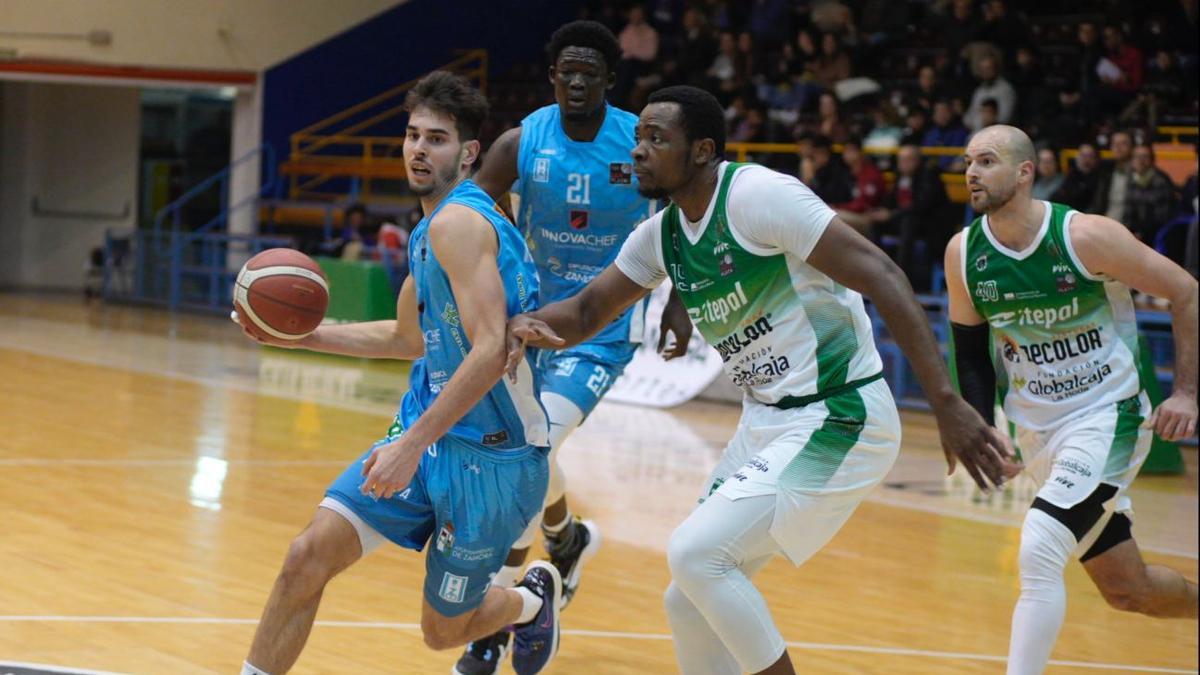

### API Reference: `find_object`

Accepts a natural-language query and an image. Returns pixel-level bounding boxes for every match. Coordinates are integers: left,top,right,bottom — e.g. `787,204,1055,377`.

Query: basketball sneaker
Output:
451,630,510,675
545,517,601,609
511,561,562,675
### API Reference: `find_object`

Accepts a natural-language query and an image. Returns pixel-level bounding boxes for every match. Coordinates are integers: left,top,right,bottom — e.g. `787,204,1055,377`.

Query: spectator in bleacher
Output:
1051,142,1102,211
910,65,946,114
795,27,819,70
1097,24,1144,112
863,102,904,151
802,134,855,205
964,55,1016,131
1043,83,1090,150
735,31,758,87
923,99,969,172
868,143,951,290
1142,49,1188,110
730,104,767,143
813,32,852,89
900,106,929,146
707,31,739,100
1074,20,1104,118
975,0,1028,58
1010,46,1053,132
1123,143,1177,242
328,203,369,260
615,5,660,106
618,5,658,64
661,6,717,89
974,98,1000,132
832,136,886,235
1032,147,1065,201
1090,129,1135,220
937,0,978,62
813,92,849,144
747,0,791,52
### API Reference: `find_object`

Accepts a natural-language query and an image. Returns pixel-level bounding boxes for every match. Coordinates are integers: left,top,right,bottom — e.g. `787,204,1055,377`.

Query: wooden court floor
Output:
0,292,1195,674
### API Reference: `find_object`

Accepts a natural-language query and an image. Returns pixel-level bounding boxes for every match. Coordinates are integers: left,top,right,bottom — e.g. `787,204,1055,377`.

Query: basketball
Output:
233,248,329,340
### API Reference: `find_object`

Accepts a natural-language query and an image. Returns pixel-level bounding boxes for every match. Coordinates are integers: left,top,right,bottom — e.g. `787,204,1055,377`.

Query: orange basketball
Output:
233,248,329,340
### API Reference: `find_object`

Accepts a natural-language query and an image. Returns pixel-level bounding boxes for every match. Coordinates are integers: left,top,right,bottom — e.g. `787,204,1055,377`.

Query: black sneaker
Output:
546,518,601,610
451,630,511,675
511,561,562,675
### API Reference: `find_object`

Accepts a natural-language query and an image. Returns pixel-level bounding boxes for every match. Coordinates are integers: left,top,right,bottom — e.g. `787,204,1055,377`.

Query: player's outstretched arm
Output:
361,205,510,498
807,217,1011,490
505,264,648,376
235,275,424,360
474,127,521,203
1071,214,1198,441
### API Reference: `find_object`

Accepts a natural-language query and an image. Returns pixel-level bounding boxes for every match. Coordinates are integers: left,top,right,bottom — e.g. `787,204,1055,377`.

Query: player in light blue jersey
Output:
237,72,563,675
459,20,693,675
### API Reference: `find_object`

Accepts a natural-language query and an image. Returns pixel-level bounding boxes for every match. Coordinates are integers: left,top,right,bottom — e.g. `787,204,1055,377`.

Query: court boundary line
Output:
0,615,1193,673
0,662,125,675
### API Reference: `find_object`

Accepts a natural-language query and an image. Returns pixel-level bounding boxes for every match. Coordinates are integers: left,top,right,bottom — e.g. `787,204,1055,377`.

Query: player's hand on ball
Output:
230,310,306,349
1148,393,1198,442
359,439,422,500
505,315,565,381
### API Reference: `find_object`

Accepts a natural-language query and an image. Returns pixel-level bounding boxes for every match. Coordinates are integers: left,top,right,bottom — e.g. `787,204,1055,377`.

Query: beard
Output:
637,182,672,200
409,162,460,197
974,182,1017,213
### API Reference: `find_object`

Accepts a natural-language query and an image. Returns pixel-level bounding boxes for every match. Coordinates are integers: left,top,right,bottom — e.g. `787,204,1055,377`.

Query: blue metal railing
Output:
104,228,292,312
143,144,280,308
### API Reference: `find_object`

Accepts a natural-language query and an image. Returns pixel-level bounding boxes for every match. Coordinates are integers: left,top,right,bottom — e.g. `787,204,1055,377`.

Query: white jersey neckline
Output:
980,199,1051,260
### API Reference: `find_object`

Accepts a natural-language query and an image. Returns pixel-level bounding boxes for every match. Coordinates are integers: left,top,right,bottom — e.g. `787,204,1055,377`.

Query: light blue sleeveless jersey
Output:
400,179,549,450
514,103,655,350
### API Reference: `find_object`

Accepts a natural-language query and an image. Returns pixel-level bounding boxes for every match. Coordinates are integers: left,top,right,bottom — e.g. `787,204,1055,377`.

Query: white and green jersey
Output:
615,162,882,405
962,200,1143,430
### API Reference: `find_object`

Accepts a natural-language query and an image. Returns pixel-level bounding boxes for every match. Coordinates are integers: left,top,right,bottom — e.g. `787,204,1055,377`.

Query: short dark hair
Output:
647,85,727,158
811,134,833,151
843,135,863,150
403,70,489,141
547,20,621,72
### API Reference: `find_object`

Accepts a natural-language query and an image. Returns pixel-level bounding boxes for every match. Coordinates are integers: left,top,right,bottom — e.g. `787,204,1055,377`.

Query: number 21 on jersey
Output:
566,173,591,205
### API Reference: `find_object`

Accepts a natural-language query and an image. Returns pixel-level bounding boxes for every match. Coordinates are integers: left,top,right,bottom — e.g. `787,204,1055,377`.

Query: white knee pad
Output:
513,513,539,550
541,392,584,506
1019,508,1076,587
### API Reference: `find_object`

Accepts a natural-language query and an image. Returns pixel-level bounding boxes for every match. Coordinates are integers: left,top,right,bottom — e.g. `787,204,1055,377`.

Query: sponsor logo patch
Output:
609,162,632,184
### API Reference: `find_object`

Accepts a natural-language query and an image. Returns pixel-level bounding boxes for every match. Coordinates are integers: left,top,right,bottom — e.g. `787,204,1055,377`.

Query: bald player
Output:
947,125,1198,674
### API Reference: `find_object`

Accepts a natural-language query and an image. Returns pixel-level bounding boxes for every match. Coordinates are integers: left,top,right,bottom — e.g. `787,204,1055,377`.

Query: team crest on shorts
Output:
436,522,455,553
439,572,468,604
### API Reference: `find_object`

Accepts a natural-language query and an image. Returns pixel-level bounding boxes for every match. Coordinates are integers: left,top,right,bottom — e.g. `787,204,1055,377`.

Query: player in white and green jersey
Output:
506,86,1010,675
947,125,1198,675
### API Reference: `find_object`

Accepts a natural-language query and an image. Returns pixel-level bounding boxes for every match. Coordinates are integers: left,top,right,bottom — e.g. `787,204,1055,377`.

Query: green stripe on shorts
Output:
1104,394,1145,478
779,388,867,490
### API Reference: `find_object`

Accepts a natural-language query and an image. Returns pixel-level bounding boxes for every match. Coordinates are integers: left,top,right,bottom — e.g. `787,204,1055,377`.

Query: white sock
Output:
1007,509,1076,675
514,586,543,624
542,510,572,536
242,661,271,675
493,564,522,589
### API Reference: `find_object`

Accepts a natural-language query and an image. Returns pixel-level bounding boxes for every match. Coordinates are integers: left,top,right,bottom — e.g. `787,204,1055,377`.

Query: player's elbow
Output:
471,330,509,373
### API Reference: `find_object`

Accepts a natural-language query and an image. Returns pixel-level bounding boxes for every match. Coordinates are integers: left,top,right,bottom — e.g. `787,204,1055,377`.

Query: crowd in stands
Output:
558,0,1200,287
